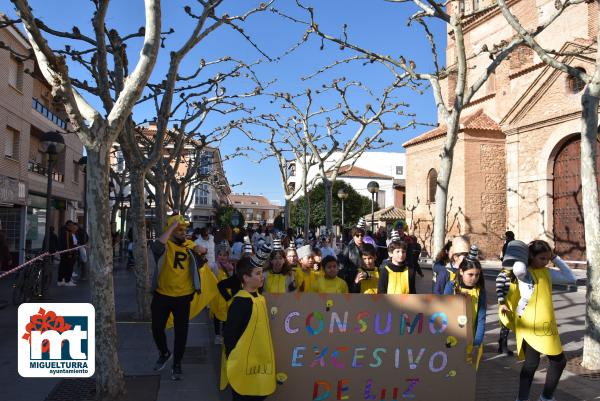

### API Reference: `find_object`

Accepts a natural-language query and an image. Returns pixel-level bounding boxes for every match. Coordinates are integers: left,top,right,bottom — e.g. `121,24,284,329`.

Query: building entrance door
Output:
552,136,600,261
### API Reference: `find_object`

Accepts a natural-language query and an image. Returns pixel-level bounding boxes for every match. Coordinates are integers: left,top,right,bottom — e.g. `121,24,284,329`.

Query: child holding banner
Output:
443,245,486,370
286,245,304,292
514,240,576,401
377,240,411,294
311,255,349,294
223,251,276,401
354,243,379,294
263,249,297,293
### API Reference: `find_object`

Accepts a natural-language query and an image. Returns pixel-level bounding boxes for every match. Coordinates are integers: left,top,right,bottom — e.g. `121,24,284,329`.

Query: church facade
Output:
403,0,599,261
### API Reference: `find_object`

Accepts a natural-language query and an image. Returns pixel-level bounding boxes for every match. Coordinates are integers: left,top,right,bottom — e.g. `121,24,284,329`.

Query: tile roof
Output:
363,206,406,221
338,165,393,179
229,194,278,208
402,109,501,148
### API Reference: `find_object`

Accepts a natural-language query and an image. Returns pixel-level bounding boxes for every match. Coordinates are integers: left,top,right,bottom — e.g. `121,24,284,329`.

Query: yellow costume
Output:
460,286,484,370
385,266,409,294
209,265,231,322
311,276,349,294
156,240,197,297
358,268,379,294
226,290,276,396
299,268,319,293
263,271,295,293
515,267,562,360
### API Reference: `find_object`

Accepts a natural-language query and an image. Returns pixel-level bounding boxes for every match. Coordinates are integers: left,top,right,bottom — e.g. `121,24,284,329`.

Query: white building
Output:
286,151,406,208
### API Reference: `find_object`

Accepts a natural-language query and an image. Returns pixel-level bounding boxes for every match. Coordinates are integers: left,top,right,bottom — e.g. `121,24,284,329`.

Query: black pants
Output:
151,292,193,365
58,255,76,282
232,389,266,401
518,340,567,400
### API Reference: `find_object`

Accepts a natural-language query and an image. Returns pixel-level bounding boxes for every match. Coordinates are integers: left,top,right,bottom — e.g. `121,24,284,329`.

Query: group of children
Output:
203,226,576,401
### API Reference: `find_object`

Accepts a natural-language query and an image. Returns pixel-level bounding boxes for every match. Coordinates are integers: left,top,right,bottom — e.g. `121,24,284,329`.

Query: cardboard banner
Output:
264,293,476,401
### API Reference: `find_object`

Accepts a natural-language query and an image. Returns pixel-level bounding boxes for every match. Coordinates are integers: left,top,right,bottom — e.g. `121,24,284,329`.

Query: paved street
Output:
0,261,598,401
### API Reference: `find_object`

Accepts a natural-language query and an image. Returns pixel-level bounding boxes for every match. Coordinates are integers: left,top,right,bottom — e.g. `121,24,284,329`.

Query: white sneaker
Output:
72,272,79,278
64,281,77,287
57,280,65,287
214,335,223,345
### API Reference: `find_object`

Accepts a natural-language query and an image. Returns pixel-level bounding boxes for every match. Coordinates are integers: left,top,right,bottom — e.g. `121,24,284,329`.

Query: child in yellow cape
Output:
513,240,576,401
222,247,275,401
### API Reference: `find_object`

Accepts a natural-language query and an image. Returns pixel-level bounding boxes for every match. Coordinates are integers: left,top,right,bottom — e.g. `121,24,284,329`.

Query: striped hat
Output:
243,236,253,255
272,238,283,251
216,240,230,255
287,241,296,251
390,230,401,242
466,245,479,262
251,243,272,268
356,217,366,229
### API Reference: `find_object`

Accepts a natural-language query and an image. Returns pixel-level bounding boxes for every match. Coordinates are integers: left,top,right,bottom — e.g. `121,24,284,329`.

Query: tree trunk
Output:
154,169,167,233
432,117,460,257
129,167,152,320
580,88,600,370
86,146,126,399
284,198,291,230
304,190,310,239
323,178,333,234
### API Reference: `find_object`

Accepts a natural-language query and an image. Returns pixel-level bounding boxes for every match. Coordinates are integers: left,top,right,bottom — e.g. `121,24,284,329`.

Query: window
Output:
195,184,210,205
427,169,438,203
472,0,479,11
200,153,213,175
567,67,587,94
5,127,20,159
116,150,124,171
288,162,296,177
459,0,465,13
396,166,404,175
73,161,80,183
8,56,24,91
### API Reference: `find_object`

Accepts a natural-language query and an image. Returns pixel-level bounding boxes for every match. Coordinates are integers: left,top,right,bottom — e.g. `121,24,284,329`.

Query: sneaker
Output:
72,272,79,278
63,281,77,287
171,363,182,381
57,280,65,287
153,351,171,371
214,335,223,345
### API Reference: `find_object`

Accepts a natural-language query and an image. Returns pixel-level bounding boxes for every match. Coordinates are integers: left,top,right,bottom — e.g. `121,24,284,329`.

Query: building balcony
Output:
28,160,64,183
32,98,67,129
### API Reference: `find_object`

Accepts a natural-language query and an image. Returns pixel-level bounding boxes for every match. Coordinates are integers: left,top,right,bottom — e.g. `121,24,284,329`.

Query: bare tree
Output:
287,0,575,256
9,0,161,398
498,0,600,371
237,122,318,234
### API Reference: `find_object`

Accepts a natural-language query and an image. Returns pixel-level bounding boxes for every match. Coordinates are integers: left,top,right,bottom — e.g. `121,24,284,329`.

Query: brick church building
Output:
403,0,599,261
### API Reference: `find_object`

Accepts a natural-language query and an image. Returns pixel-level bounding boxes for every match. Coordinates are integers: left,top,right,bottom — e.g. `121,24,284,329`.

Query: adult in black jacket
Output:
338,226,365,292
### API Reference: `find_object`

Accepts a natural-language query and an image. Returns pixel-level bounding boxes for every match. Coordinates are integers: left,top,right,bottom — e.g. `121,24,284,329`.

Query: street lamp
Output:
40,131,65,253
337,188,348,228
367,181,379,233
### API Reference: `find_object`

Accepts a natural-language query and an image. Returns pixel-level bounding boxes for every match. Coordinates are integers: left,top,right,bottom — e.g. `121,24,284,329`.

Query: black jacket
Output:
338,240,363,292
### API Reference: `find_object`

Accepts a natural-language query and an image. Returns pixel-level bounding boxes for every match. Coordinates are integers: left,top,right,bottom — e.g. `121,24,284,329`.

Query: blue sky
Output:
3,0,446,204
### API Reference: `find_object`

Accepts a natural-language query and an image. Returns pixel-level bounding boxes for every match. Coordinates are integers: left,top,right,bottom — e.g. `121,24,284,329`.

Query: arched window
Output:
427,169,438,204
566,67,586,94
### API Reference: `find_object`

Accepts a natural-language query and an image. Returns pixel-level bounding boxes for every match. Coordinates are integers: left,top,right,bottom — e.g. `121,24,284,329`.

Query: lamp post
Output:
337,188,348,228
367,181,379,233
40,131,65,253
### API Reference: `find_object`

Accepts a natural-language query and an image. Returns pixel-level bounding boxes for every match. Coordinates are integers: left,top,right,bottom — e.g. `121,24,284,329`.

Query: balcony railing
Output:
28,160,64,183
32,98,67,129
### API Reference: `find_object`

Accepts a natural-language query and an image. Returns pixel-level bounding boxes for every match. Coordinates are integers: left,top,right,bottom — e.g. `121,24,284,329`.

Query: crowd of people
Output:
148,215,577,401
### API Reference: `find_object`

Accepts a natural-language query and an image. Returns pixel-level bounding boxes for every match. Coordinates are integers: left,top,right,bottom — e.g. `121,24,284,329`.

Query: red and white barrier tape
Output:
0,245,88,280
